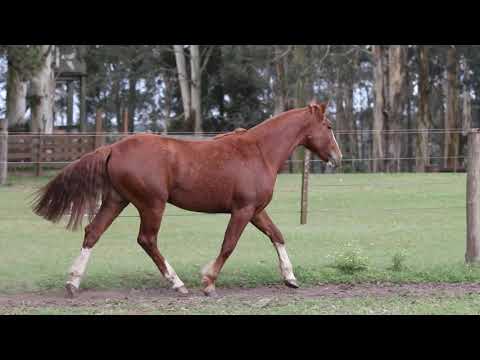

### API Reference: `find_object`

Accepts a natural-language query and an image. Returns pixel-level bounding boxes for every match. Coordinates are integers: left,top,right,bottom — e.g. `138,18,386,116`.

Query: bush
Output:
329,243,369,274
388,250,408,272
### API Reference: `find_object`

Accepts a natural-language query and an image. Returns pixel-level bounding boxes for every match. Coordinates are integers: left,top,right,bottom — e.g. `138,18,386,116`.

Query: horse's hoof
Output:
65,283,78,298
203,286,218,297
284,279,300,289
175,286,189,295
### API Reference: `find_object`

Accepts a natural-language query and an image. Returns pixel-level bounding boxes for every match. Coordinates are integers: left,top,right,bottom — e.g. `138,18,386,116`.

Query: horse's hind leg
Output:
136,204,188,295
251,210,299,288
65,190,128,298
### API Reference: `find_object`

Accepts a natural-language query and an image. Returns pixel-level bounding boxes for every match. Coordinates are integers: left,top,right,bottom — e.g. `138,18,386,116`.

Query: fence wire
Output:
5,128,472,136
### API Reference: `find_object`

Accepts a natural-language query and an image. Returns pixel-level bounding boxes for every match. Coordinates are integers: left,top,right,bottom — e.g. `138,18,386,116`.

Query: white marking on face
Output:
66,248,92,289
331,130,341,160
164,260,185,290
331,130,339,148
274,243,296,281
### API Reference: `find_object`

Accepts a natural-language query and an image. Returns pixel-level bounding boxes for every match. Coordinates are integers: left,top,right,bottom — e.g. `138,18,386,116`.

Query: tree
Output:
1,45,46,184
416,45,432,172
273,45,289,115
386,45,407,172
30,45,56,133
173,45,192,130
173,45,214,134
444,46,460,170
372,45,386,172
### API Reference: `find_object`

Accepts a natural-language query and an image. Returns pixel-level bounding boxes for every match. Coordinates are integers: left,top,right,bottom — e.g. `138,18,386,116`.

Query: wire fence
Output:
2,128,470,174
4,128,471,135
0,129,470,224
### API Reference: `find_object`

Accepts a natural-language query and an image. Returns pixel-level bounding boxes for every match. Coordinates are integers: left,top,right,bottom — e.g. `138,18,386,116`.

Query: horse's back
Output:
105,132,267,213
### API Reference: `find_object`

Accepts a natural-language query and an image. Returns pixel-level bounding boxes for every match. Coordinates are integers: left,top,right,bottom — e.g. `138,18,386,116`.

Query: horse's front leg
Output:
201,206,256,296
251,210,299,288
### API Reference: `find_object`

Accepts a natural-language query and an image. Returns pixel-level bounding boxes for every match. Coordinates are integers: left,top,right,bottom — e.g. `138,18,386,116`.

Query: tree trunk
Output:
190,45,202,134
162,73,174,134
406,57,414,172
346,69,357,162
30,45,55,134
292,45,307,173
416,46,432,172
336,70,356,165
372,45,386,172
127,76,137,133
386,46,406,172
444,46,460,170
112,77,122,132
462,57,472,135
273,45,287,115
173,45,192,129
79,76,87,132
66,81,74,132
6,54,27,128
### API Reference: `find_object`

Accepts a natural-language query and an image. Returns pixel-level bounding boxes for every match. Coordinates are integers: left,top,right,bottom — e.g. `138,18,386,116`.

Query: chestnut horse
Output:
33,103,342,297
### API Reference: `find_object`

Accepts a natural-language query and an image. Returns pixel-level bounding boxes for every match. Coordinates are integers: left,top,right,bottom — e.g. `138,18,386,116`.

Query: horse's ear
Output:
319,103,327,114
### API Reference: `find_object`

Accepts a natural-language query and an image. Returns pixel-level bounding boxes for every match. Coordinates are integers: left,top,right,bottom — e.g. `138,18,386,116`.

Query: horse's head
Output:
303,102,343,168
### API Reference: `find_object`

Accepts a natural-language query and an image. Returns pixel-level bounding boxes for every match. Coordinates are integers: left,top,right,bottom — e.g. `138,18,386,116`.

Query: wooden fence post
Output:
466,129,480,263
35,133,42,177
0,120,7,184
300,148,311,225
95,109,105,149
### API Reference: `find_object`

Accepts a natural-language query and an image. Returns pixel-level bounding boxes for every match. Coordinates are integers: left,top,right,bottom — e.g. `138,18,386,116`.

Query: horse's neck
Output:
249,111,307,173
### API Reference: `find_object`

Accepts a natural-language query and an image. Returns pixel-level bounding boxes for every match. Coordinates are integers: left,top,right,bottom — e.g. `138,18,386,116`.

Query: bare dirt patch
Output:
1,282,480,311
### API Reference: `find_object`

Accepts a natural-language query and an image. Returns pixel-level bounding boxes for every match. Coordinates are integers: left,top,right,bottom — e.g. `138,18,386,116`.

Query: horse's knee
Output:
137,233,155,249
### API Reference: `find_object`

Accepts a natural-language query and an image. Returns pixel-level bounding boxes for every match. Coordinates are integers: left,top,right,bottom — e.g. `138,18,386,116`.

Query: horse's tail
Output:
32,145,113,231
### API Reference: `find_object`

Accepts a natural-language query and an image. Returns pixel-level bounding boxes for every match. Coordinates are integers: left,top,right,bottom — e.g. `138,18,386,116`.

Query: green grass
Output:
0,172,476,296
3,294,480,315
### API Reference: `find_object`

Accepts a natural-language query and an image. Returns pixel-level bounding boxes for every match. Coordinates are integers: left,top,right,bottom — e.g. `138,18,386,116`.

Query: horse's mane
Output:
213,128,247,140
213,104,326,140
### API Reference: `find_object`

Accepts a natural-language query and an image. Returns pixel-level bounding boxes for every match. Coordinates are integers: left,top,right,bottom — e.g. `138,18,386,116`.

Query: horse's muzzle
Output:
327,154,342,168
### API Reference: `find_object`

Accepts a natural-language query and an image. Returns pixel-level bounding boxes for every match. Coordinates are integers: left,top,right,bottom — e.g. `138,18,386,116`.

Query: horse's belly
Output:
168,188,231,213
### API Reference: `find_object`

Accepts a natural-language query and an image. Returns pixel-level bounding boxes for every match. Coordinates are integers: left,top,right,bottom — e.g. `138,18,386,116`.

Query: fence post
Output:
300,148,311,225
95,109,104,149
466,129,480,263
35,133,42,177
0,120,7,184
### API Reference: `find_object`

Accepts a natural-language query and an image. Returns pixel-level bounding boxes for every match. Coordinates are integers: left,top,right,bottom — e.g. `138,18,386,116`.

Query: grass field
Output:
1,171,478,314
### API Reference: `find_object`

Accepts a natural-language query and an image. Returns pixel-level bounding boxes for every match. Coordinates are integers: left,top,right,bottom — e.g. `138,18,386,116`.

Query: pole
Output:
300,148,310,225
466,129,480,263
0,120,7,184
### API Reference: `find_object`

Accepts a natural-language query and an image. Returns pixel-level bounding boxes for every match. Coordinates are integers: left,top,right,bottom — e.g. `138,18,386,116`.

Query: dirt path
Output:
1,283,480,309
